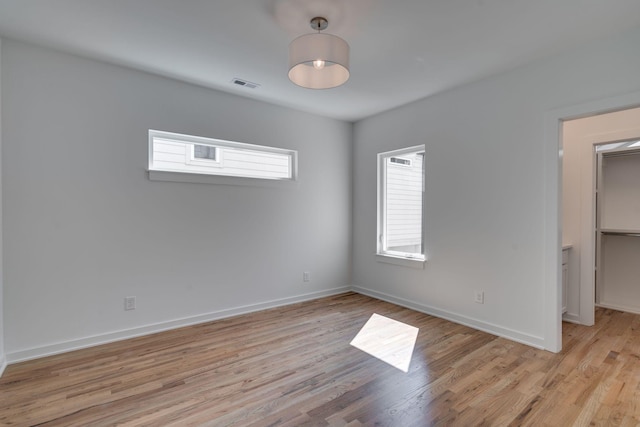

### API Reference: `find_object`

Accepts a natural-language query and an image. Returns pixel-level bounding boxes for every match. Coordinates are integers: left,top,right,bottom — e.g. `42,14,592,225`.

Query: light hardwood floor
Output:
1,292,639,426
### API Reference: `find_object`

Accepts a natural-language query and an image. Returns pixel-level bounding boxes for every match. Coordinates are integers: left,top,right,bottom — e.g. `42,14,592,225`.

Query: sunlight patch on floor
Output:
350,313,419,372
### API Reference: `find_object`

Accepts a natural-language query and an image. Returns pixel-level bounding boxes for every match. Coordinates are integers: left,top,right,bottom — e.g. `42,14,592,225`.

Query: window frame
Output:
148,130,298,186
376,145,426,268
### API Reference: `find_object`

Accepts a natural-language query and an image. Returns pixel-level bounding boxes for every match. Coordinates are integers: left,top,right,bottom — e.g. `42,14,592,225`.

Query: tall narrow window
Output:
377,145,425,262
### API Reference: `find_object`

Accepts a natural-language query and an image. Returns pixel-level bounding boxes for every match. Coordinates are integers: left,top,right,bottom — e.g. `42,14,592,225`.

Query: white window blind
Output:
377,145,425,263
149,130,297,181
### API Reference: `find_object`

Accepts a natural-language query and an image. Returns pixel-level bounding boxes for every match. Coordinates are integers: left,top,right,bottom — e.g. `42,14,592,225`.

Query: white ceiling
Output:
1,0,640,122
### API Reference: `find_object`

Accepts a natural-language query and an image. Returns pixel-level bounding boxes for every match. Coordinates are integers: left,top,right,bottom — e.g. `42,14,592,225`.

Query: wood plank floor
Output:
1,292,640,426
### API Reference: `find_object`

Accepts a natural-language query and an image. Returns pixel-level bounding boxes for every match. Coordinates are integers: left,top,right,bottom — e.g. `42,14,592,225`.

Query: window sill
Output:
375,254,426,269
148,170,299,188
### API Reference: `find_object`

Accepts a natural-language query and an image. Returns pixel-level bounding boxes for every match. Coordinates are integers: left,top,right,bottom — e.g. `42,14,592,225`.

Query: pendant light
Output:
288,17,350,89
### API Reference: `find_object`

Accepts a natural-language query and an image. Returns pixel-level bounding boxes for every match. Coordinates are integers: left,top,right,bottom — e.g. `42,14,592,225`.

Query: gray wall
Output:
0,38,5,374
352,27,640,350
2,40,352,361
3,25,640,363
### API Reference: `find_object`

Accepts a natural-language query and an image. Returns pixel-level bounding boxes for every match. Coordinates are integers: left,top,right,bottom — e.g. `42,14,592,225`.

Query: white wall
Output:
352,26,640,350
2,40,352,361
562,107,640,324
0,37,6,375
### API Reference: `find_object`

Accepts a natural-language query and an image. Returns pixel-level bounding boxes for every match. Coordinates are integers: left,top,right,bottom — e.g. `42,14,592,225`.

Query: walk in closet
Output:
595,141,640,314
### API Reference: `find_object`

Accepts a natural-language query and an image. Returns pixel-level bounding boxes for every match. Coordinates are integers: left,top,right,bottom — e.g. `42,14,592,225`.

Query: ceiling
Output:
1,0,640,122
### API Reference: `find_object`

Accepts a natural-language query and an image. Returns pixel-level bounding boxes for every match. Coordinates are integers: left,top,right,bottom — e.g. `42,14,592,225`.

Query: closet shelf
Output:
596,149,640,316
600,229,640,237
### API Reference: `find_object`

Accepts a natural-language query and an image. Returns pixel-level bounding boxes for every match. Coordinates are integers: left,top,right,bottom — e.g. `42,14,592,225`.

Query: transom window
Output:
148,130,297,181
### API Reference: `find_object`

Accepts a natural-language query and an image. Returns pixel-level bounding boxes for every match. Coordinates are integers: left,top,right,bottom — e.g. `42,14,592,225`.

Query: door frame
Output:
543,90,640,352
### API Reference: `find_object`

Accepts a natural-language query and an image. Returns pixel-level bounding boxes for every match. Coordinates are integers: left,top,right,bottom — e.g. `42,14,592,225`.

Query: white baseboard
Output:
0,354,6,377
7,286,351,364
5,284,549,365
352,286,546,350
562,312,583,324
596,301,640,315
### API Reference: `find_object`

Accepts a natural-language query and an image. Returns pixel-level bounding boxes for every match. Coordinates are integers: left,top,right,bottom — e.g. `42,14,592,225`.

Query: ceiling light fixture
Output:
288,17,350,89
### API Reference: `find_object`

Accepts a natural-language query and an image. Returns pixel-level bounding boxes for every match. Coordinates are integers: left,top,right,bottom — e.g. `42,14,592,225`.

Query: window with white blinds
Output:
148,130,297,181
377,145,425,263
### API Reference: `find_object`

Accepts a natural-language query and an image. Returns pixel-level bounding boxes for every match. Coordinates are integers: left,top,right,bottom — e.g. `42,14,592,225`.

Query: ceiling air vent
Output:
232,78,260,89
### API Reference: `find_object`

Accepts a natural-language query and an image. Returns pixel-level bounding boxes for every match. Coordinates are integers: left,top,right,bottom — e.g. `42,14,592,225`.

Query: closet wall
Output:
596,149,640,313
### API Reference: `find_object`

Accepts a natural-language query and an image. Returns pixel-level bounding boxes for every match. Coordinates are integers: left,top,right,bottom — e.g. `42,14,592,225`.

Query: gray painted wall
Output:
2,40,352,361
0,38,5,374
352,27,640,350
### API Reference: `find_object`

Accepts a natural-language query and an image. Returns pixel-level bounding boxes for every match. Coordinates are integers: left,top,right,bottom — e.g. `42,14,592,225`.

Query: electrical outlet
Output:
474,291,484,304
124,296,136,311
303,271,310,282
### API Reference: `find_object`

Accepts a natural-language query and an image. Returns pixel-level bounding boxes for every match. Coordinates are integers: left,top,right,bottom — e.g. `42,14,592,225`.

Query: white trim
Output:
543,111,563,353
561,316,582,325
148,170,300,188
544,90,640,353
6,286,350,364
375,254,425,269
352,286,545,350
3,283,558,365
0,355,6,377
596,302,640,315
562,307,582,324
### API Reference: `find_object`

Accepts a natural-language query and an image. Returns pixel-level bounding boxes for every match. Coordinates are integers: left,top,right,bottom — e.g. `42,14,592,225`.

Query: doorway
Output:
561,107,640,327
